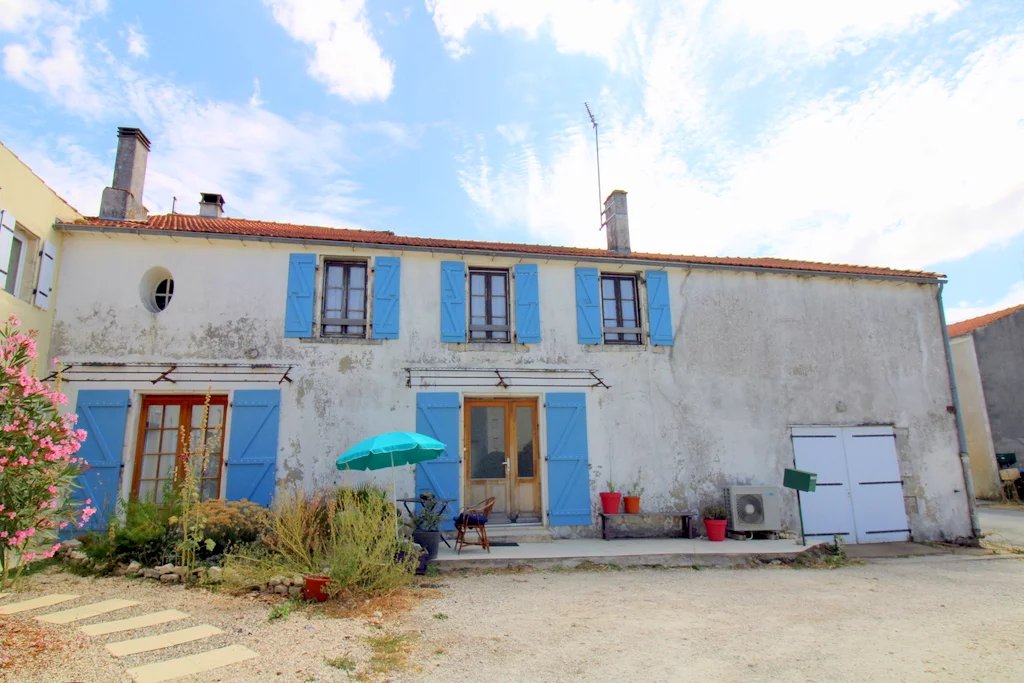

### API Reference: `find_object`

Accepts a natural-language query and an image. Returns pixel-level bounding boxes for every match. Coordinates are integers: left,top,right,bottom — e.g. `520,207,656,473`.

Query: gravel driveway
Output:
3,553,1023,681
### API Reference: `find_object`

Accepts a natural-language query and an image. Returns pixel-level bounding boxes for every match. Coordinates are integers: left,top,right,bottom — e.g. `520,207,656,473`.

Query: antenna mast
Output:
585,102,603,231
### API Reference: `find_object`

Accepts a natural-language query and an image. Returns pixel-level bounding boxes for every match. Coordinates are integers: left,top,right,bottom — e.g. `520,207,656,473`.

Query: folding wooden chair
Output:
454,497,496,553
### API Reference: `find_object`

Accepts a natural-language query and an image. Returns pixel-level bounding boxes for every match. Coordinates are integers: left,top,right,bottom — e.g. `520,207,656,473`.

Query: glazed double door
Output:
464,398,540,524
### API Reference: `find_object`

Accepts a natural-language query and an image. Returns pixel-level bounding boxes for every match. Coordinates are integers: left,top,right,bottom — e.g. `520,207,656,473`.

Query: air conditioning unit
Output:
726,486,782,532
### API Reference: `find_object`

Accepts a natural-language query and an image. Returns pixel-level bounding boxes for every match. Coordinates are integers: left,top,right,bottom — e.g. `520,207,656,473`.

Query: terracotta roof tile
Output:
948,304,1024,337
61,214,943,281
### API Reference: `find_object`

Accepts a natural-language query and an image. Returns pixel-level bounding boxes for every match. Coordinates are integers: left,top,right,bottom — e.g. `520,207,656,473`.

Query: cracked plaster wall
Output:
50,232,970,541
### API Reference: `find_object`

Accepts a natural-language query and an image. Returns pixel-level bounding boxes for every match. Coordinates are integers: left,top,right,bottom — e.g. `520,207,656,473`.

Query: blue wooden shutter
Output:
226,389,280,506
372,256,401,339
575,267,601,345
73,390,129,533
440,261,466,343
514,264,541,343
415,393,460,531
545,393,592,526
284,253,315,338
645,270,673,346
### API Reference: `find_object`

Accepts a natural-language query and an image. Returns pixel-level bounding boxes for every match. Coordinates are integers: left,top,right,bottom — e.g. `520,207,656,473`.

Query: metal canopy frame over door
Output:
463,397,541,525
791,425,911,543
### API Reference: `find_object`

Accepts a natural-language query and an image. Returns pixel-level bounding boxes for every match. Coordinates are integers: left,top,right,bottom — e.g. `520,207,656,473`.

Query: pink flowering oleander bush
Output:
0,315,91,587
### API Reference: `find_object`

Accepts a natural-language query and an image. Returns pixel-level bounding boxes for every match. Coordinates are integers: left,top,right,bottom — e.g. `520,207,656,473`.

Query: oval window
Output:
154,278,174,311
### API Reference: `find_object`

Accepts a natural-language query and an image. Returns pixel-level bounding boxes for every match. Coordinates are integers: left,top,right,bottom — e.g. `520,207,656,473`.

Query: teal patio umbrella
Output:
336,432,446,472
336,432,447,532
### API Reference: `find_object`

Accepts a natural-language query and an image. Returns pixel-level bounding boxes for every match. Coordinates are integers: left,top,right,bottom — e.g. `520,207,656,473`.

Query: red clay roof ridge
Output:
64,213,943,280
948,303,1024,337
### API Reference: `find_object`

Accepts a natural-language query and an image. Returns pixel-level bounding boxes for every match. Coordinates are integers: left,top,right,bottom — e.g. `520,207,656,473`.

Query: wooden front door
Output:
464,398,540,524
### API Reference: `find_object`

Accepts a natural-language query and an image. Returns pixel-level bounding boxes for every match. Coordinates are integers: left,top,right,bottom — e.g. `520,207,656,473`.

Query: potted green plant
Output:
599,480,623,515
623,472,644,514
412,492,443,560
702,503,729,542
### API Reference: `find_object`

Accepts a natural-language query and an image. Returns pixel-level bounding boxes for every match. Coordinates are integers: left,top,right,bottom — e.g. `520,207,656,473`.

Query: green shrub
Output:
222,485,416,598
80,496,179,567
196,499,269,558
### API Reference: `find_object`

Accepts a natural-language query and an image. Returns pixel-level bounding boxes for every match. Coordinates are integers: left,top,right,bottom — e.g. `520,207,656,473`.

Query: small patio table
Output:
397,497,454,548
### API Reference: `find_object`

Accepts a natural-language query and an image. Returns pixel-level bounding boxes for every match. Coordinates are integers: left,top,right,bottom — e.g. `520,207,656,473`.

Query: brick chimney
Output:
603,189,630,255
99,127,150,221
199,193,225,218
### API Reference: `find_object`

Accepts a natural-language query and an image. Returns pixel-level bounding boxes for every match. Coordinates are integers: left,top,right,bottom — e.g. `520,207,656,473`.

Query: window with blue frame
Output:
285,254,400,340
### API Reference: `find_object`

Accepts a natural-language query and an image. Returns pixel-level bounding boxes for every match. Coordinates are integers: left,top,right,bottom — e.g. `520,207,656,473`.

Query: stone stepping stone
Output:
126,644,258,683
82,609,189,636
107,624,222,657
37,598,138,624
0,594,78,615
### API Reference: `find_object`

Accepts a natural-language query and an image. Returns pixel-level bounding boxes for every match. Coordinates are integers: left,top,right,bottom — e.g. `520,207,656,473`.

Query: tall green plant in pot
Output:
702,503,729,542
411,492,443,560
0,316,92,587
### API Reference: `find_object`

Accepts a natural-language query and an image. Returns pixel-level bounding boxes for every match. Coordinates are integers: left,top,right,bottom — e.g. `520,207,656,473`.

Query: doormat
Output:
489,542,520,547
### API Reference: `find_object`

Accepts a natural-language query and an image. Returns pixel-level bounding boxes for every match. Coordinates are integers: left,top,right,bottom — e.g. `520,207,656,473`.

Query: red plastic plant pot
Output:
704,519,727,542
599,491,623,514
303,575,331,602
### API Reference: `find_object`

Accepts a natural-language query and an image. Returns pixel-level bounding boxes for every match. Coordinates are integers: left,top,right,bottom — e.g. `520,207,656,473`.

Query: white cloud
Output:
262,0,394,102
125,24,148,58
946,281,1024,324
249,77,264,107
456,11,1024,271
425,0,638,68
1,1,109,115
717,0,964,61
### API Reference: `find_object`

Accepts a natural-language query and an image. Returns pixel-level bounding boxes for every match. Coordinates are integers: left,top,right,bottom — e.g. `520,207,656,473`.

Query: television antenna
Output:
585,102,603,231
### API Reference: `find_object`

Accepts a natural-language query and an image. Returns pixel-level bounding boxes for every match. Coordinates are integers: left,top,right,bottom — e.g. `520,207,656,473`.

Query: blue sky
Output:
1,1,1022,323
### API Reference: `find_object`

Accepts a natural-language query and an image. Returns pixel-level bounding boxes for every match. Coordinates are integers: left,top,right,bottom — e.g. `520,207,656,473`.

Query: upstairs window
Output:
469,268,510,342
321,260,368,337
601,274,642,344
3,231,24,296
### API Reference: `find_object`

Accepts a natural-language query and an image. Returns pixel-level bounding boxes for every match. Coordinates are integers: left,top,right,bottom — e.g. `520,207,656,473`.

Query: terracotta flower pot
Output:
623,495,641,514
599,491,623,514
303,575,331,602
704,519,727,542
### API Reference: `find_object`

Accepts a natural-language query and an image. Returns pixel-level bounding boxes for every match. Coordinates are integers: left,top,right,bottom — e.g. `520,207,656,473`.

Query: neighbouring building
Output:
0,140,82,361
46,128,975,544
948,304,1024,499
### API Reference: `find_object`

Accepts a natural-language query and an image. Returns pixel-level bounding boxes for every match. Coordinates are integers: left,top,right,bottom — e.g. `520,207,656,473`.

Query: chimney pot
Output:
199,193,225,218
99,127,150,221
603,190,630,255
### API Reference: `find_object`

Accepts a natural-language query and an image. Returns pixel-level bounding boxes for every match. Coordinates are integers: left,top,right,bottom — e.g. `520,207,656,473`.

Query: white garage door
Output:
791,426,910,543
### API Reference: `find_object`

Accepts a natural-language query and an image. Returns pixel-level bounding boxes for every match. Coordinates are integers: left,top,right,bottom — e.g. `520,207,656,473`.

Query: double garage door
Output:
791,426,910,544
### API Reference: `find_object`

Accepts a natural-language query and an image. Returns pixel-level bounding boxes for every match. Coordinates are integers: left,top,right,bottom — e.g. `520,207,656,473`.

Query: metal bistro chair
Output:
454,497,496,554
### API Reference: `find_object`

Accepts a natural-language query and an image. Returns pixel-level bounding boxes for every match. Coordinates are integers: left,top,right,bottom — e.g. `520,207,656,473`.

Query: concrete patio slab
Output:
37,598,138,624
82,609,189,637
126,644,257,683
434,537,818,570
0,593,78,615
107,624,223,658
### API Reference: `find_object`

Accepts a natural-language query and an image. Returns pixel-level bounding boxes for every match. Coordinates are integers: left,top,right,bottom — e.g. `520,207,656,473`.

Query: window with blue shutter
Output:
645,270,673,346
440,261,466,342
284,253,315,338
226,389,280,506
372,256,401,339
72,390,130,534
574,267,601,345
545,393,592,526
514,264,541,343
415,393,460,531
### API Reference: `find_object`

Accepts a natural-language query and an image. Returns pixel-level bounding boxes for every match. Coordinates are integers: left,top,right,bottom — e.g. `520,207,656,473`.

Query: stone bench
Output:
599,511,700,540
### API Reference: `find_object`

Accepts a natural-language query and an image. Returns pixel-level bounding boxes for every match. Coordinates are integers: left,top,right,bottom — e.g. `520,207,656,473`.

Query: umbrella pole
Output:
391,453,398,537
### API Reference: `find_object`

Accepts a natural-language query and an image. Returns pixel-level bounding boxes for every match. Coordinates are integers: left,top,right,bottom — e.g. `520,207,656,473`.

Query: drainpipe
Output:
937,282,980,540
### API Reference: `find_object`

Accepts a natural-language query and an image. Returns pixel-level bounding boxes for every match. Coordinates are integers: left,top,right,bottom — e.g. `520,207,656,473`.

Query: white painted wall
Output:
950,335,1000,498
51,229,972,541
